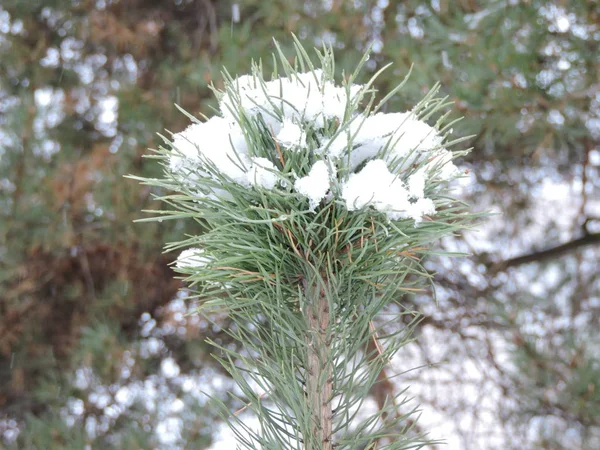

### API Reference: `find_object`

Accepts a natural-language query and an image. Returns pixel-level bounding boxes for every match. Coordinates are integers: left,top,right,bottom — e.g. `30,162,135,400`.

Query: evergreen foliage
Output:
1,1,598,449
134,40,479,448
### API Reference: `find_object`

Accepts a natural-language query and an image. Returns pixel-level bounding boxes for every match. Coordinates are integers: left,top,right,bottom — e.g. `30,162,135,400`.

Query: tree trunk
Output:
304,278,333,450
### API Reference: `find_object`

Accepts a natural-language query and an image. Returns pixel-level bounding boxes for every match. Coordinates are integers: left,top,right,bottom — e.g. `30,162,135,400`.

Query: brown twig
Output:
233,390,270,416
491,231,600,272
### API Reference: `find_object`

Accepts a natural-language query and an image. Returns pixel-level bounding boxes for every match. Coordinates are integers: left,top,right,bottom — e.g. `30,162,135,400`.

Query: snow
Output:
316,111,458,180
407,168,427,198
427,148,460,179
219,69,359,129
387,113,444,157
168,68,460,225
318,129,350,158
294,160,331,211
344,112,447,171
341,159,435,223
276,119,307,148
176,248,211,270
246,157,280,189
169,117,250,186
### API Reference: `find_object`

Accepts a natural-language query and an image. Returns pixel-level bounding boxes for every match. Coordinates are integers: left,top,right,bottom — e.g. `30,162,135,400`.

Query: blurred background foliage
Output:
0,0,598,449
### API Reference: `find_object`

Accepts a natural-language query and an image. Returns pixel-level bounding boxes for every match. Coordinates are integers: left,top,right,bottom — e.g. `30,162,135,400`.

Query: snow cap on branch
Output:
169,117,251,186
166,64,461,225
294,160,332,211
176,248,211,270
246,157,280,189
341,159,436,223
276,119,307,149
138,43,478,450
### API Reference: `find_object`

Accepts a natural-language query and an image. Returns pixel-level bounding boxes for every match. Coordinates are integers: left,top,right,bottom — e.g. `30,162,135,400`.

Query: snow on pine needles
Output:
165,65,461,226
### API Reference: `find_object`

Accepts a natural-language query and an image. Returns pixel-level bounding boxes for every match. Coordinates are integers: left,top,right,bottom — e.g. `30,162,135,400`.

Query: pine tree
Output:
1,1,598,448
134,39,479,449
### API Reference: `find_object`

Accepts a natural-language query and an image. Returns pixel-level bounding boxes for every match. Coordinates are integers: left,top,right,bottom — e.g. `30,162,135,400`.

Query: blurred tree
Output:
0,0,598,449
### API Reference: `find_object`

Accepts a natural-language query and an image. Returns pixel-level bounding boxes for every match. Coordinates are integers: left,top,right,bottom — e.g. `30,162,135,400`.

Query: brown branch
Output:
303,278,333,450
492,231,600,272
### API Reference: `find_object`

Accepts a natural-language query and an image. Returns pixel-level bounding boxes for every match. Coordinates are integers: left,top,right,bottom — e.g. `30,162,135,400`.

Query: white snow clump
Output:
294,160,332,211
341,160,435,223
176,248,211,270
167,68,460,224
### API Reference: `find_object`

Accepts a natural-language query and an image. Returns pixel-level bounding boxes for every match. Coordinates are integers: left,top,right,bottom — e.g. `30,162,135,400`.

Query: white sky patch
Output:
294,160,331,210
208,415,261,450
554,14,570,33
98,96,118,124
115,386,134,408
156,417,183,446
395,324,510,449
231,3,240,23
160,358,181,379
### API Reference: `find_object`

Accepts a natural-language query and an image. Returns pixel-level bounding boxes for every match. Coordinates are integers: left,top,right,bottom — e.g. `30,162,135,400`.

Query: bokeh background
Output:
1,1,599,449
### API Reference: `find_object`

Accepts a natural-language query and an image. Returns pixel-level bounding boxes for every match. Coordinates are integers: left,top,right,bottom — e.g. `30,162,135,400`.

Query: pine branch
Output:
136,39,479,449
303,277,333,450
